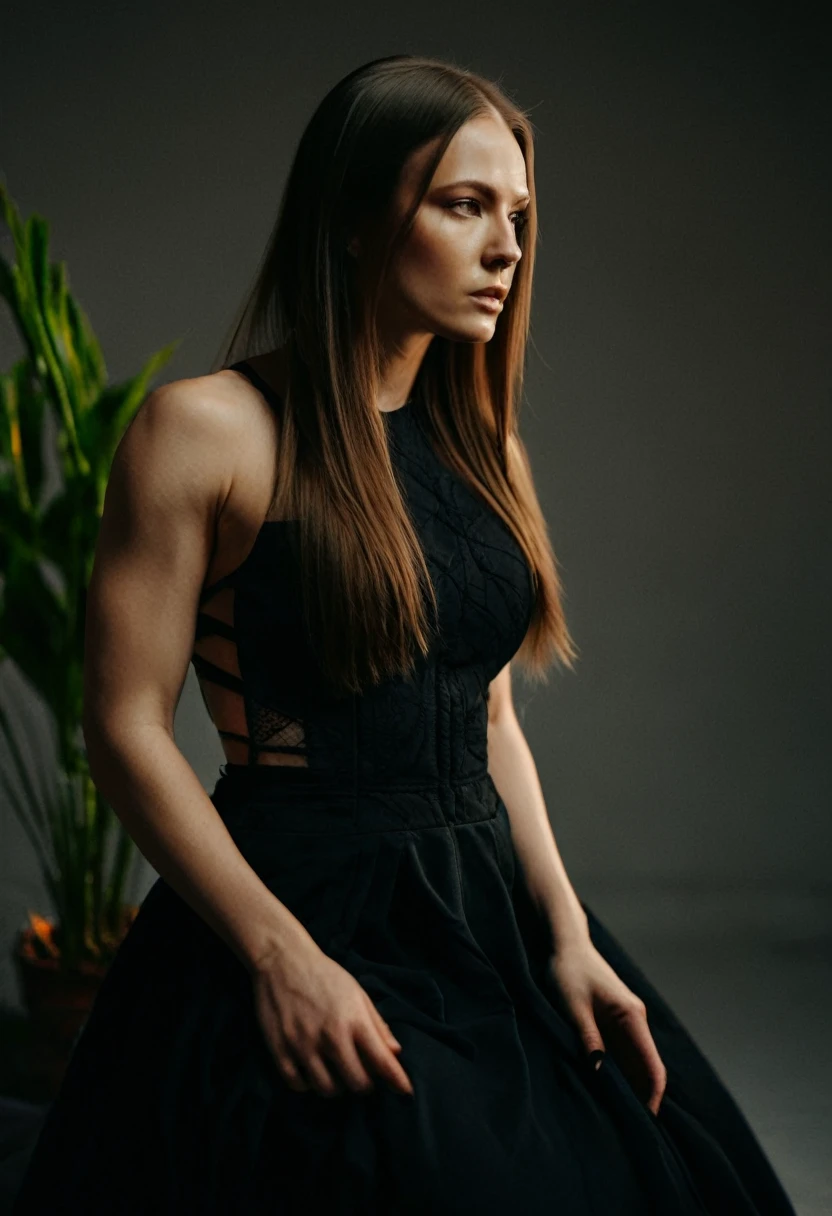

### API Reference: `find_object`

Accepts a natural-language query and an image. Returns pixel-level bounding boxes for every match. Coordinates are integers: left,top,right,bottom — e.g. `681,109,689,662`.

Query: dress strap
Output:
229,359,283,412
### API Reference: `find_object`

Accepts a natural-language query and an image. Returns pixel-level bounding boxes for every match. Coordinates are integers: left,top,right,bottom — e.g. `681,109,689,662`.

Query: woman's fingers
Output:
354,1020,415,1095
562,997,606,1059
268,1016,345,1098
302,1049,346,1098
606,1001,667,1114
321,1027,378,1093
271,1017,411,1099
363,992,403,1051
304,1021,412,1098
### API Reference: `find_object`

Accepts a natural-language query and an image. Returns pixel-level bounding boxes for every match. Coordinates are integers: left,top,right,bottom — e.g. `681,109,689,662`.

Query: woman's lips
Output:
470,293,503,311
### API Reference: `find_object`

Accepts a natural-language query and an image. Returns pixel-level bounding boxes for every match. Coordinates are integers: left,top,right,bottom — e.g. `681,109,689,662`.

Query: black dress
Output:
13,361,796,1215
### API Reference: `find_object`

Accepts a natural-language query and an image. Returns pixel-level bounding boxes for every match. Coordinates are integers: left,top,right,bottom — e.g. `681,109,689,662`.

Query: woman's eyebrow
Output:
437,178,531,205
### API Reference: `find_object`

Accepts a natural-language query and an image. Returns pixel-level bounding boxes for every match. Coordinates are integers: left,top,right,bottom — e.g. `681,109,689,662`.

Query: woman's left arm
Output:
486,662,589,948
486,662,668,1115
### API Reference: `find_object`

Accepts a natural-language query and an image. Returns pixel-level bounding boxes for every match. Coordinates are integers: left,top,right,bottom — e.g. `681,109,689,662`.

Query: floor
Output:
609,931,832,1215
0,895,829,1213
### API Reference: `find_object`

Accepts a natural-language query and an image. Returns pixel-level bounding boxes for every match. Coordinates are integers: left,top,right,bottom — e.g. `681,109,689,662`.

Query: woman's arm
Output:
487,663,667,1113
83,377,413,1100
486,662,590,950
83,376,311,973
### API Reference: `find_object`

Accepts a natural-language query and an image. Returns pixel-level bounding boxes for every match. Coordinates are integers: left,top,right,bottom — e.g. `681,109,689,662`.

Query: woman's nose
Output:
487,226,522,268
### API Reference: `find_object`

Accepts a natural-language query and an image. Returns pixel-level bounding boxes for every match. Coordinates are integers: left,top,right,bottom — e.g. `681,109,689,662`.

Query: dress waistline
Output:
209,763,501,835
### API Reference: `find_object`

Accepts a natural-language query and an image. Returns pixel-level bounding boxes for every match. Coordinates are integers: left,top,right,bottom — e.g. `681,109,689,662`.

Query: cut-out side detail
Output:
192,583,308,767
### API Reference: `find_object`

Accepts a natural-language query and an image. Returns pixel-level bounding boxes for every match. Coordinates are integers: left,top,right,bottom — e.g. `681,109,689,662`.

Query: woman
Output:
14,54,796,1215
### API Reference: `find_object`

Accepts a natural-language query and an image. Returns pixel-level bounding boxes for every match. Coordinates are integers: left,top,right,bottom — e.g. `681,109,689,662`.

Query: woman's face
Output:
358,110,530,346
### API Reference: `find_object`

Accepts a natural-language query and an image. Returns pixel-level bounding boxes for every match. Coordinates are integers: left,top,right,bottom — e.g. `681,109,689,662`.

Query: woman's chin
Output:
434,319,498,344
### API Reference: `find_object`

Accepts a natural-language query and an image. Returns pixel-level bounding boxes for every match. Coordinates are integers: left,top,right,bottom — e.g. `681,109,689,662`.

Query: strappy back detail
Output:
190,360,308,767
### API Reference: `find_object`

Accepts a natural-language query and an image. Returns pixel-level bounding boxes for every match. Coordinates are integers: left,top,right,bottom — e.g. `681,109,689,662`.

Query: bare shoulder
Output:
114,367,279,532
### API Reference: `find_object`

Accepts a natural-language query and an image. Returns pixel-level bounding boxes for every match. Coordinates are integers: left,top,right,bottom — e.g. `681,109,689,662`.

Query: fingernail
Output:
587,1050,605,1072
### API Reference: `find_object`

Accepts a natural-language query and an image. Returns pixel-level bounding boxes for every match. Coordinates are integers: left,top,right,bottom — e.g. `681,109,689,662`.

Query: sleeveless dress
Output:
12,361,797,1215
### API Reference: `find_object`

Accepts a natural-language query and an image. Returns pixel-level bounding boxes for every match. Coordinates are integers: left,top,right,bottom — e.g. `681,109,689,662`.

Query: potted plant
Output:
0,180,179,1095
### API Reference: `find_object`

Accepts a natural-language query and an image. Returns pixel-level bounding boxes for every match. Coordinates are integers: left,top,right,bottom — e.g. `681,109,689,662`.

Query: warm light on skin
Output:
351,109,530,412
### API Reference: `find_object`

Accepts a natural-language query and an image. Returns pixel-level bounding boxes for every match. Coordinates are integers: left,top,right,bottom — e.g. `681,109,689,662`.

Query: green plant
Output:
0,180,180,970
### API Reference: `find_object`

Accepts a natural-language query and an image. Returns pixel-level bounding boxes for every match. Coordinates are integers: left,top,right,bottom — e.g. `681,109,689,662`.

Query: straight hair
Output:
212,54,579,695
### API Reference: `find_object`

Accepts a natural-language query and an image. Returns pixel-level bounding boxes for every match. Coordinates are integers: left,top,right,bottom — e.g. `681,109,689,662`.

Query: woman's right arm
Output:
82,377,413,1099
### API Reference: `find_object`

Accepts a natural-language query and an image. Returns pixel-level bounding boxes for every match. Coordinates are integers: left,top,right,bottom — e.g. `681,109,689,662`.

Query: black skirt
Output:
12,762,796,1215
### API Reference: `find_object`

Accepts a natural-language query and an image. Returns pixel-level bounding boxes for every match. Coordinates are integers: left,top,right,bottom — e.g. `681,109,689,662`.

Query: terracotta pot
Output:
13,917,135,1098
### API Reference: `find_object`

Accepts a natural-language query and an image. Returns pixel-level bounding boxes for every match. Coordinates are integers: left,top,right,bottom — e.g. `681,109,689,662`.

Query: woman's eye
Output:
450,199,529,233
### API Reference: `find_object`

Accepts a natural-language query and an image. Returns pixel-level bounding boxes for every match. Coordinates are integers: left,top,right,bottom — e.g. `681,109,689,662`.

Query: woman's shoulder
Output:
136,365,273,442
122,364,281,539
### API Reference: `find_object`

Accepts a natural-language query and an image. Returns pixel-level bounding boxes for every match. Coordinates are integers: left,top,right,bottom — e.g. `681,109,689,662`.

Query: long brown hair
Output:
212,54,579,695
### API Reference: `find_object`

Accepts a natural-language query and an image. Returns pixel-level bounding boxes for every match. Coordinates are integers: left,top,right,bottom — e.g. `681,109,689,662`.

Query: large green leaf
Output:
0,182,178,966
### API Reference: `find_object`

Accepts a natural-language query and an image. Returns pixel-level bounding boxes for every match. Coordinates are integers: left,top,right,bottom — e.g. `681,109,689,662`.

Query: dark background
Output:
1,3,830,1207
1,1,830,978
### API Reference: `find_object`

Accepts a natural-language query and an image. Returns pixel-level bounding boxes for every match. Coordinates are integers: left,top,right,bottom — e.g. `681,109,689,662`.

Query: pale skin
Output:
84,107,665,1112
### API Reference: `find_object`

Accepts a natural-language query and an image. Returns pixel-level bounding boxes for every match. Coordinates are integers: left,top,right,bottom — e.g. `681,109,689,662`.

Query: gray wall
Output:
1,2,830,1007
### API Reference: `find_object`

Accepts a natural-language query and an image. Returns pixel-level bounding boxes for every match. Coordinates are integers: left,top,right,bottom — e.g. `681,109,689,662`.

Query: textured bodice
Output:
191,362,535,783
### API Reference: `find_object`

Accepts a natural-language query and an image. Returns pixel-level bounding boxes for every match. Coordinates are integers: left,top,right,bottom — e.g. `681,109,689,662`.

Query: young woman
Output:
14,54,796,1215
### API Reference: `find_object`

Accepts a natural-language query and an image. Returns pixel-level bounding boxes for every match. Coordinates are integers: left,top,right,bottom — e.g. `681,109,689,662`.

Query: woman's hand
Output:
545,941,667,1115
251,938,414,1100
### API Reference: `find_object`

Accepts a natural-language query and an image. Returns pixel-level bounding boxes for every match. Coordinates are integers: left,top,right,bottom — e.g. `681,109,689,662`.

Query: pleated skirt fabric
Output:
12,763,797,1215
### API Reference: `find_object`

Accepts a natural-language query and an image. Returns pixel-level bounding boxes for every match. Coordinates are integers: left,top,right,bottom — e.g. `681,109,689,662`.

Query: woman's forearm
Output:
487,712,590,951
84,721,315,973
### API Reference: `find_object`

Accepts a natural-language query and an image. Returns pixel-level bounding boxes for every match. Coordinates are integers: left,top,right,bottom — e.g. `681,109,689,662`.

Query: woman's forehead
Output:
400,117,528,204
